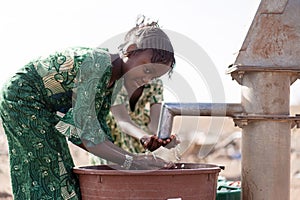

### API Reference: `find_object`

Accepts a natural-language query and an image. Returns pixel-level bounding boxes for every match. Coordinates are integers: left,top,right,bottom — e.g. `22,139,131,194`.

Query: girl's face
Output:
123,49,171,97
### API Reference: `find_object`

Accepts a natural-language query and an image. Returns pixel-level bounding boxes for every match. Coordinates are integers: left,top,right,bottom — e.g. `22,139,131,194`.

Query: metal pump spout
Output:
157,103,243,139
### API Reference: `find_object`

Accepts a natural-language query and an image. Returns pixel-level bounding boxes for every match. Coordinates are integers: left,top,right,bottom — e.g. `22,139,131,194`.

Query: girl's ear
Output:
122,43,137,63
124,44,137,56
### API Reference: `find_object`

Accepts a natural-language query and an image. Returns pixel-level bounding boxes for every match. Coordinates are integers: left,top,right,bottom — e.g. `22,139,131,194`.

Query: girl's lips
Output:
135,80,144,86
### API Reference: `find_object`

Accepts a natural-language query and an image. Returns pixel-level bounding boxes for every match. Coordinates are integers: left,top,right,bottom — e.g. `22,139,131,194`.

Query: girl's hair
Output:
120,15,176,77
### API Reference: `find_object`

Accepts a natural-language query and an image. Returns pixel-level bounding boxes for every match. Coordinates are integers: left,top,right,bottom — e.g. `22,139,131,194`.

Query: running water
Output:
174,134,182,162
144,134,183,168
174,144,182,162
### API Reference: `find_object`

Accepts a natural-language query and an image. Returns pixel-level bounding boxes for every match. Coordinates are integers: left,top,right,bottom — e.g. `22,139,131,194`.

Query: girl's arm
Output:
148,103,161,134
77,138,173,170
110,104,149,139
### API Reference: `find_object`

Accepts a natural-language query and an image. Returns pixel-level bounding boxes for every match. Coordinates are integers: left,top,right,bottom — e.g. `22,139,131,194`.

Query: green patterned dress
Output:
0,47,115,199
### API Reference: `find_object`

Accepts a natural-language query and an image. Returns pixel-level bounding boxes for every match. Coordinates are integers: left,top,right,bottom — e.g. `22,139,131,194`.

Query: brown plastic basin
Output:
73,163,221,200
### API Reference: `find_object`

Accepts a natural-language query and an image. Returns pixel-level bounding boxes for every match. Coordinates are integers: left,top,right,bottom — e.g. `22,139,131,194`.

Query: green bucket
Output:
216,178,241,200
216,185,241,200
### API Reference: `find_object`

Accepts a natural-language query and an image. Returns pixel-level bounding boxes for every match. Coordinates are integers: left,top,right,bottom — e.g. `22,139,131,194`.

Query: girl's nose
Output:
142,75,152,84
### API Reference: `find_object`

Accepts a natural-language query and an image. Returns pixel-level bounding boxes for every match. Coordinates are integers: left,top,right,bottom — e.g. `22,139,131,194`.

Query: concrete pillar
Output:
241,71,291,199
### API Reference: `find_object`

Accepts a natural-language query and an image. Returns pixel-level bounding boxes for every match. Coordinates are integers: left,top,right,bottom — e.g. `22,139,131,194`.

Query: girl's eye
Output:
144,68,151,74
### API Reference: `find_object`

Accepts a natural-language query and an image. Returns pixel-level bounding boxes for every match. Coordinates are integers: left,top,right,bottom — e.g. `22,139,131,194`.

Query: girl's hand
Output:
162,134,181,149
130,154,175,170
140,135,163,152
140,134,181,151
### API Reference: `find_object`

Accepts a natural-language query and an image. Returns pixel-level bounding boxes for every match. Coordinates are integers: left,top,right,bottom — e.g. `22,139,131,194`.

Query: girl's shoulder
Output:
64,46,110,59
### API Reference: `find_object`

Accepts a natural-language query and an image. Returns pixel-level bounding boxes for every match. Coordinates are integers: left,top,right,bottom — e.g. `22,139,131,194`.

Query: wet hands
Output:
130,154,175,170
161,134,180,149
140,134,180,152
140,135,162,151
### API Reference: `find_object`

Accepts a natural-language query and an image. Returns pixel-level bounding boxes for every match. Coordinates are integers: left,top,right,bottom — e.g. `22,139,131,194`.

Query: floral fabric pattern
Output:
0,47,114,199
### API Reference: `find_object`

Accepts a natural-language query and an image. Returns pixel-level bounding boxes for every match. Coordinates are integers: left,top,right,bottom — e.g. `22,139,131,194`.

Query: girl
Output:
0,17,176,199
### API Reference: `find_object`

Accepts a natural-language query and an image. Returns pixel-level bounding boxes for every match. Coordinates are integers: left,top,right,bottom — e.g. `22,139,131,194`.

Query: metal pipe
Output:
229,0,300,197
157,1,299,199
241,71,291,199
157,103,243,139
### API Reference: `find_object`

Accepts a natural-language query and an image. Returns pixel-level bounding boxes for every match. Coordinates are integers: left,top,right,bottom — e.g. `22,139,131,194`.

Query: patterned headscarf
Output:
118,15,174,58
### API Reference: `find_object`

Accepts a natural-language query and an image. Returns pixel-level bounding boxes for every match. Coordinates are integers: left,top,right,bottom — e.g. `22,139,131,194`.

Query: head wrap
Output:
118,15,174,58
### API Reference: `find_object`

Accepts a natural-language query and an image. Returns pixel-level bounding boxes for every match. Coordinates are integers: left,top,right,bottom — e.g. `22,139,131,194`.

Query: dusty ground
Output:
1,115,300,199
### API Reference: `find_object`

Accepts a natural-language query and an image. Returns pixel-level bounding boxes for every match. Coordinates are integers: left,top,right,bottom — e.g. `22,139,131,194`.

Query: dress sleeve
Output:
111,85,128,106
55,109,82,145
55,48,113,147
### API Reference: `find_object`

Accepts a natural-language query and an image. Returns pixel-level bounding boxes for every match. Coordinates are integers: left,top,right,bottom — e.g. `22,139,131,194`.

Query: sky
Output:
1,0,300,104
